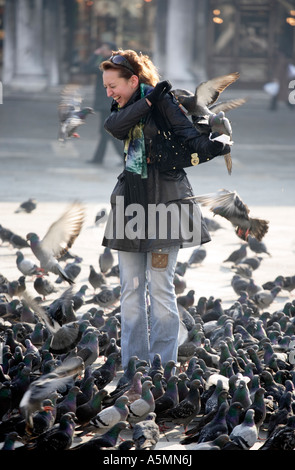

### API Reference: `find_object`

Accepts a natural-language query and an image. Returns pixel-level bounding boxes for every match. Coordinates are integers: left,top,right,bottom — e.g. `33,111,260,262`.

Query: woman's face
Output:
103,69,139,108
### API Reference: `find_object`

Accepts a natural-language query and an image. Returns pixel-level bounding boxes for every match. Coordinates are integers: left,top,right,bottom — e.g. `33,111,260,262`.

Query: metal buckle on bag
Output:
190,153,199,165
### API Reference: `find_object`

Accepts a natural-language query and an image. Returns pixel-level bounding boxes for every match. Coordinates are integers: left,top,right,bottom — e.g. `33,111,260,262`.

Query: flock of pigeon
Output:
0,72,294,451
0,195,295,453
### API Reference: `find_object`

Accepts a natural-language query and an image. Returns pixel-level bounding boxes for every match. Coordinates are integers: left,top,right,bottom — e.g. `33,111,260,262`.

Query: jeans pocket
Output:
151,252,169,270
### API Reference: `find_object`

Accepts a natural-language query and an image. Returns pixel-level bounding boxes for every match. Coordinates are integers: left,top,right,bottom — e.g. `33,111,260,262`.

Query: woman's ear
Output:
130,74,139,89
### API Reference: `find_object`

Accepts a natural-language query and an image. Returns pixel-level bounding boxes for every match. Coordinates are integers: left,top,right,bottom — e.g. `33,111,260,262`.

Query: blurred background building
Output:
0,0,294,91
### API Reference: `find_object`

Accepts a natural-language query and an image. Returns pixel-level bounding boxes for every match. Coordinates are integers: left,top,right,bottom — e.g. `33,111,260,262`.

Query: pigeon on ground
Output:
55,261,81,284
251,286,281,310
22,412,76,451
15,198,37,214
99,247,114,274
1,431,23,450
89,395,129,430
224,244,247,264
228,408,258,450
16,251,43,277
128,381,155,425
88,265,106,292
58,84,94,142
85,285,121,309
72,421,129,451
187,247,207,266
191,189,269,241
157,379,201,431
190,401,229,443
132,412,160,450
33,276,58,299
247,235,271,256
75,389,108,427
92,352,121,389
259,415,295,450
26,202,85,284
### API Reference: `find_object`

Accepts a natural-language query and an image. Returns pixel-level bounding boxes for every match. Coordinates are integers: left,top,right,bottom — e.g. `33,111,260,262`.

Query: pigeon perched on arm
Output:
58,84,94,142
191,189,269,241
26,201,85,284
172,72,245,175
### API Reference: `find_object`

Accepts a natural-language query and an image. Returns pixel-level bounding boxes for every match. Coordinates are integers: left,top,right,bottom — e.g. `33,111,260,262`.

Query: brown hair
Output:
99,49,160,86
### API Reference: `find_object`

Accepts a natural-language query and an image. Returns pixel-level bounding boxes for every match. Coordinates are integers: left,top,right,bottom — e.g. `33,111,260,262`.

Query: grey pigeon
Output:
128,381,155,425
172,72,241,117
58,84,94,142
157,379,201,431
15,198,37,213
99,247,114,274
247,235,271,256
90,395,129,430
85,285,121,308
251,286,281,309
132,412,160,450
192,189,269,241
26,202,85,284
188,247,207,266
229,408,258,450
16,251,43,276
88,264,106,292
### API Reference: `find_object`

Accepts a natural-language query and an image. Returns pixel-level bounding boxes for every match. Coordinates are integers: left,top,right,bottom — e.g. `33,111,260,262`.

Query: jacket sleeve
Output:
104,97,151,140
156,94,230,159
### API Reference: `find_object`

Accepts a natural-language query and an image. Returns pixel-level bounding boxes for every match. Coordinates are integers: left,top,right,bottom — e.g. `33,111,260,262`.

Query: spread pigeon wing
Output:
195,72,240,109
193,189,250,223
210,98,247,114
41,202,85,258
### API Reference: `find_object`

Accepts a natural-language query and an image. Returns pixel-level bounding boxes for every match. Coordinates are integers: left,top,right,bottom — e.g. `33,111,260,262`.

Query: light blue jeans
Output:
118,245,180,371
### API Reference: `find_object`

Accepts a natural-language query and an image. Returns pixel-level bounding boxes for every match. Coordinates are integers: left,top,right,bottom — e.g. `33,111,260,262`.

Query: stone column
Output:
162,0,207,90
3,0,62,90
165,0,196,89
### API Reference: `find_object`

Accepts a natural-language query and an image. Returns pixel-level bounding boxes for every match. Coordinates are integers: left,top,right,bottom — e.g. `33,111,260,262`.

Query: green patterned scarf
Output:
124,83,152,179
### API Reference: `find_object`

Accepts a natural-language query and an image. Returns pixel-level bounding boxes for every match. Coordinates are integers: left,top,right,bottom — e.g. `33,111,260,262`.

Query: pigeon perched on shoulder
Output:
58,84,94,142
192,189,269,241
26,201,85,284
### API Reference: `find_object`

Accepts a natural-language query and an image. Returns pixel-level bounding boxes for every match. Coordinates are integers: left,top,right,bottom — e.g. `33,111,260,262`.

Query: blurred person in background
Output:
84,41,124,164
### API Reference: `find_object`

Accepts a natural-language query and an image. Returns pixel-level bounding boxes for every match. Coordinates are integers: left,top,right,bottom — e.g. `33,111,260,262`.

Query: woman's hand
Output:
146,80,172,106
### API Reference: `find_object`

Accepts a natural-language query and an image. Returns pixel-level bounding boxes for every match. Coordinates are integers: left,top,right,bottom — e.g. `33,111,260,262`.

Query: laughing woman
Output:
99,49,231,371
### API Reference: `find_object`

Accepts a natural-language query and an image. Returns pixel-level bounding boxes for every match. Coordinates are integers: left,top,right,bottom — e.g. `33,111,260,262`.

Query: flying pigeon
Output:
58,84,94,142
190,189,269,241
172,72,245,175
19,356,84,429
26,201,85,284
